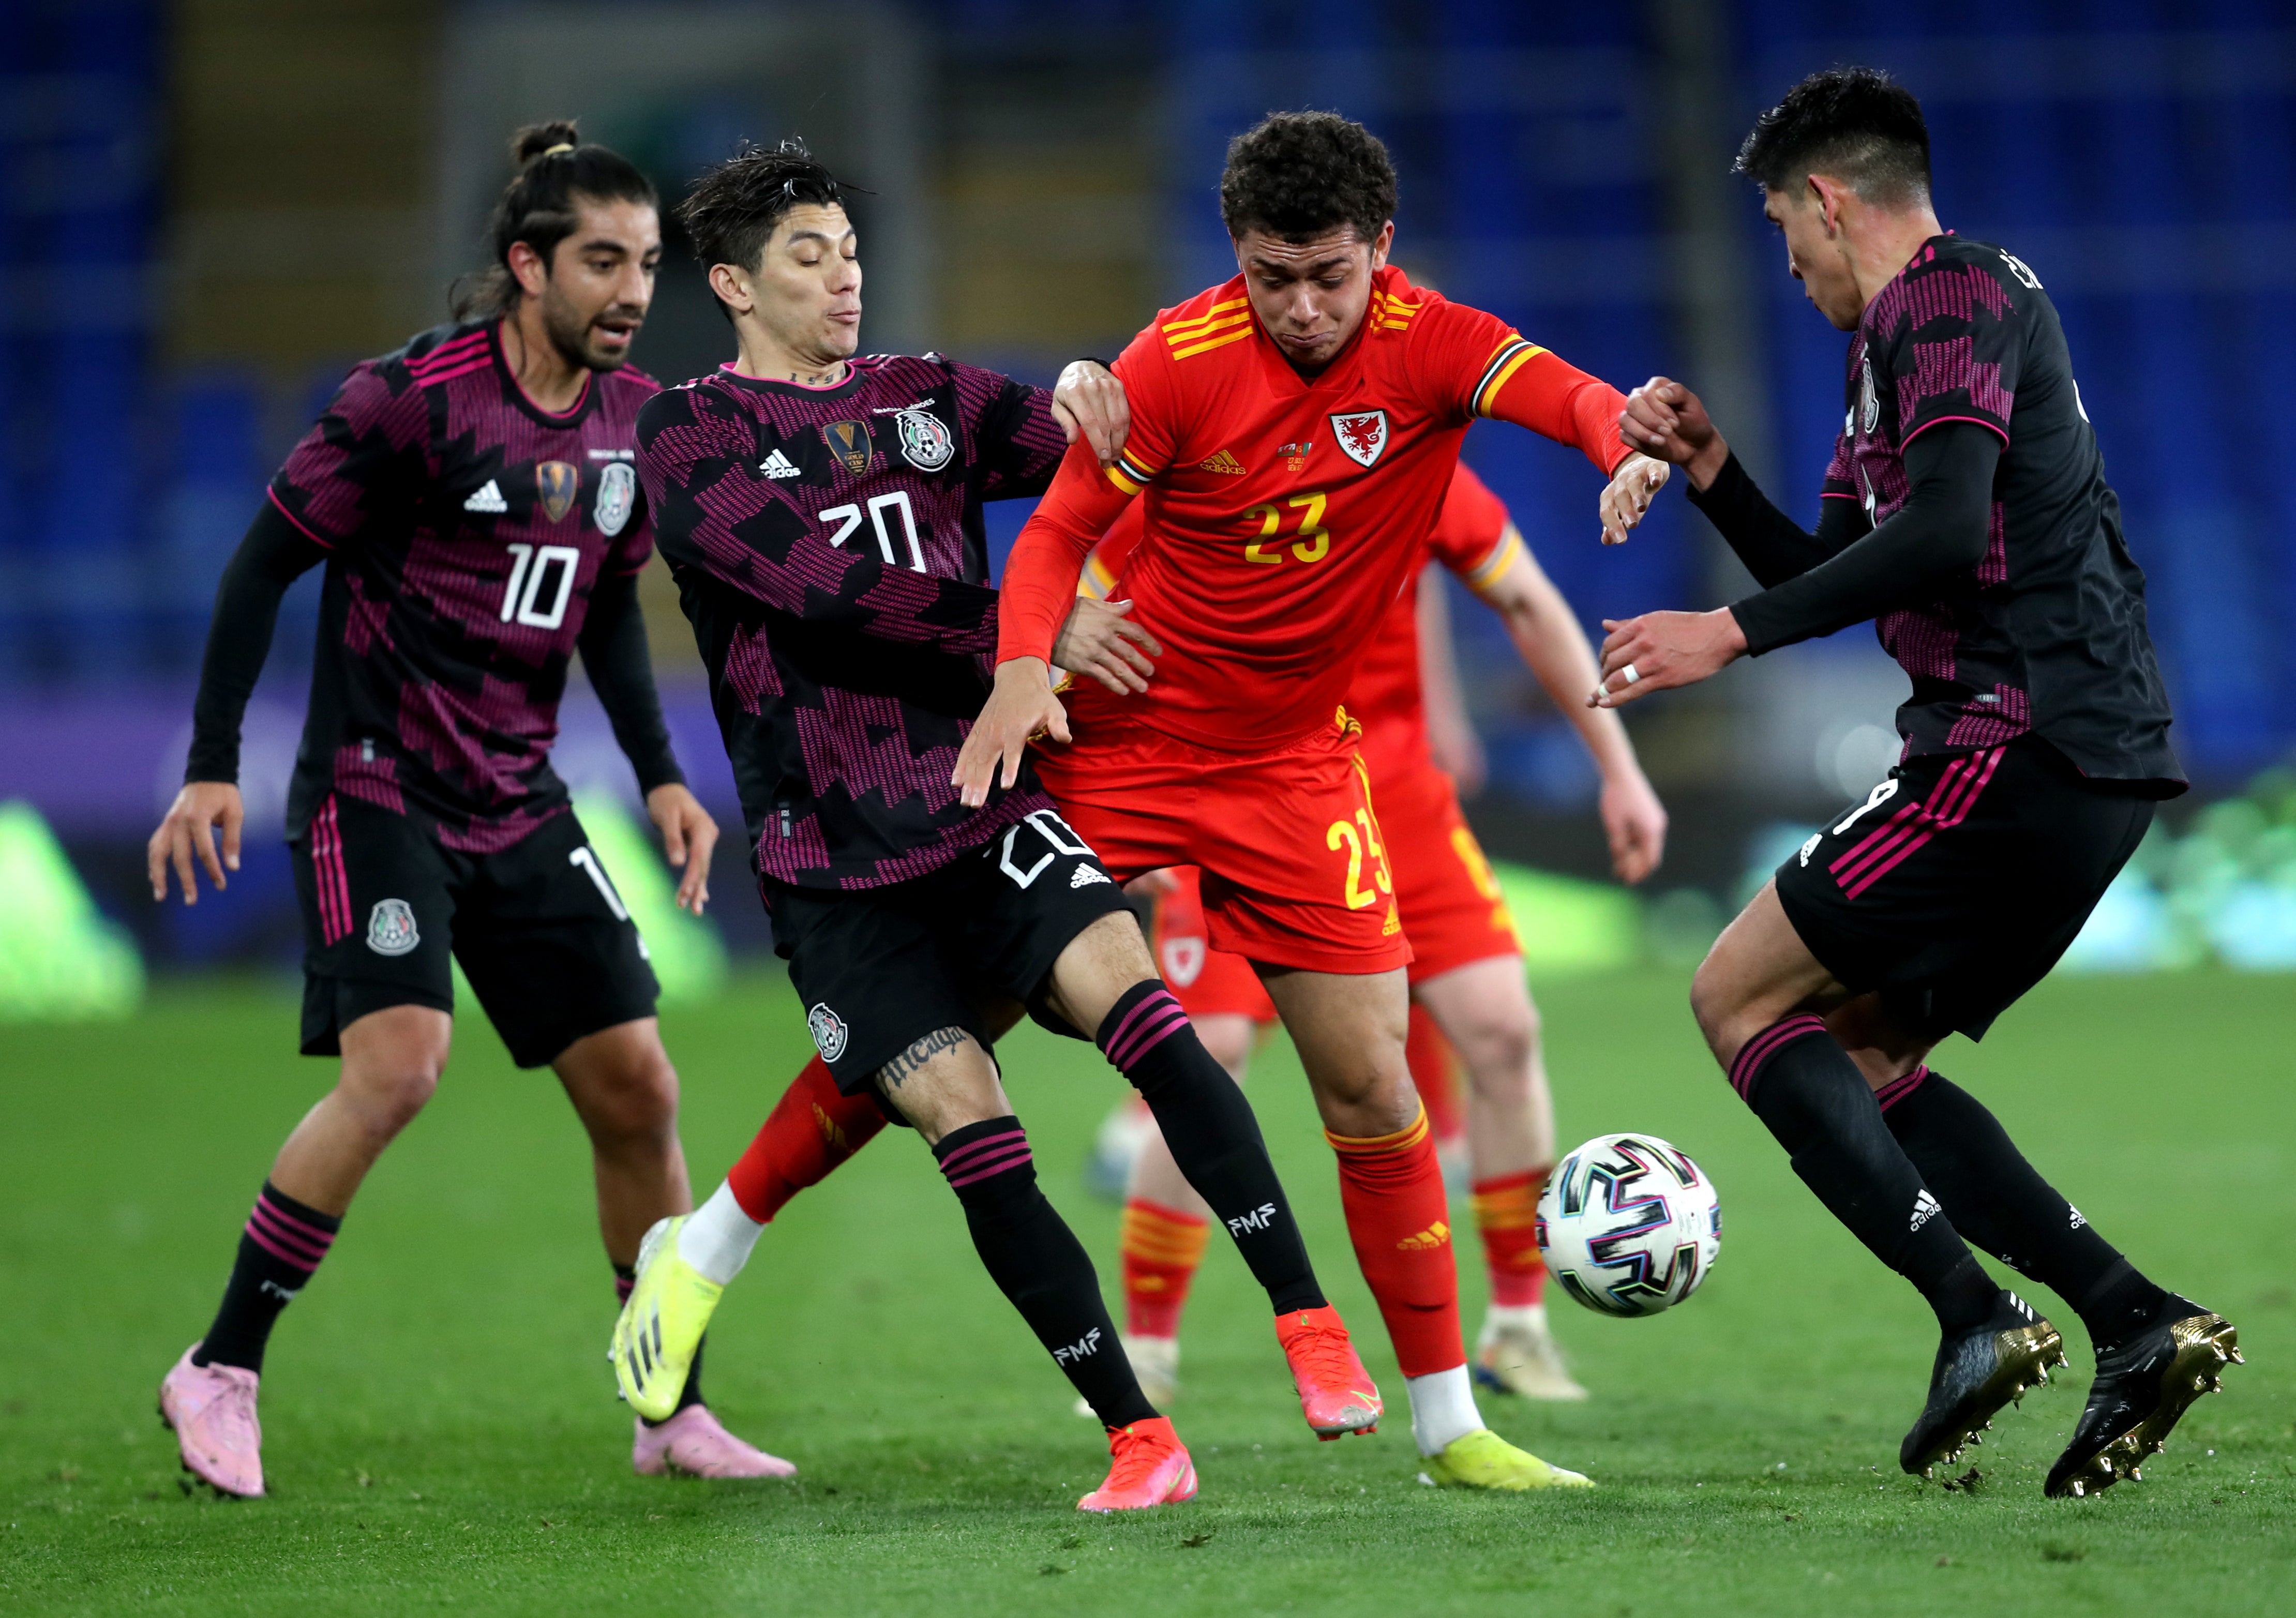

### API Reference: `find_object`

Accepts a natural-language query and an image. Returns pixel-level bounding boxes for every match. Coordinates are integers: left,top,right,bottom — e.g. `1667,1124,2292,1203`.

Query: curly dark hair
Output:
1219,111,1396,244
449,120,658,320
678,138,858,322
1735,67,1931,208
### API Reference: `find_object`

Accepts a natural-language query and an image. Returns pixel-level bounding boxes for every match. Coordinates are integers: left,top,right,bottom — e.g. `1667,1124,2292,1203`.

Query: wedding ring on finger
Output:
1621,662,1641,686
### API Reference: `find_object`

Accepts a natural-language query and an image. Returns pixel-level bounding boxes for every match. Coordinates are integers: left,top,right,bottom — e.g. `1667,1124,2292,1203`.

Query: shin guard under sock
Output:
933,1116,1153,1429
726,1055,886,1223
1731,1017,1995,1332
193,1182,341,1374
1328,1105,1465,1377
1879,1066,2167,1344
1098,983,1324,1315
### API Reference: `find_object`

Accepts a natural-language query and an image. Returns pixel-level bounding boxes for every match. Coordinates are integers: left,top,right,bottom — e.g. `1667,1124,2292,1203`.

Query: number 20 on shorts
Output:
1244,491,1331,564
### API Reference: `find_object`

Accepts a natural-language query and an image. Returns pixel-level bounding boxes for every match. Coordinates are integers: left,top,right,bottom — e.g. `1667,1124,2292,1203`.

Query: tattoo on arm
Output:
877,1025,970,1089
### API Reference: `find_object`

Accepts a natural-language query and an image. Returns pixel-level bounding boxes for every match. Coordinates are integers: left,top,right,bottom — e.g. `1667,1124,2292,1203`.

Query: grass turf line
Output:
2,967,2290,1615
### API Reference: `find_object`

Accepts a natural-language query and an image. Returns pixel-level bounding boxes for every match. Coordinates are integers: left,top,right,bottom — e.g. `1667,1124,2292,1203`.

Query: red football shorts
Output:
1151,866,1278,1022
1371,755,1523,984
1033,709,1413,975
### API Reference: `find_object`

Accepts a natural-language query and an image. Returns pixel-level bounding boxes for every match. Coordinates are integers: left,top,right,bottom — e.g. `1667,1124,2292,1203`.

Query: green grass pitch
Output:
3,966,2290,1615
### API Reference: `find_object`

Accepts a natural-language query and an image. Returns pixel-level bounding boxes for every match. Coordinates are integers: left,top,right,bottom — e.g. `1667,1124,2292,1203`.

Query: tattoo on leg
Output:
878,1026,969,1090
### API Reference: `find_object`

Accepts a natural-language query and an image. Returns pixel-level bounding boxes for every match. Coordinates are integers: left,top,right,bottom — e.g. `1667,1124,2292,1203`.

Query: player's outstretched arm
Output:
1590,423,2000,709
1473,535,1667,882
1619,376,1866,584
152,501,329,903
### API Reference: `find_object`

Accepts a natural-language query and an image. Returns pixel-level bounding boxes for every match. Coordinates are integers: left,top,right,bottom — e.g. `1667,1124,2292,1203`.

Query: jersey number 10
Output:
500,543,581,630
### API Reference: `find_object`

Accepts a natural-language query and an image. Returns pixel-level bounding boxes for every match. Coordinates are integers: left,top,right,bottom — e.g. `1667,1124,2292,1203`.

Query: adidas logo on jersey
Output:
1910,1189,1942,1232
463,479,507,513
759,450,802,479
1199,448,1247,476
1070,864,1111,888
1395,1219,1451,1251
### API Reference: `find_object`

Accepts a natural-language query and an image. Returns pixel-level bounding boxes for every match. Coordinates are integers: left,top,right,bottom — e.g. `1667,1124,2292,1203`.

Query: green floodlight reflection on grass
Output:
0,799,145,1022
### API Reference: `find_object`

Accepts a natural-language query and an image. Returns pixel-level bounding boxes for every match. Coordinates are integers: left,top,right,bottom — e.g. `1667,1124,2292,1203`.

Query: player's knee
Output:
1453,1004,1538,1092
586,1049,681,1144
1688,954,1759,1069
340,1058,442,1136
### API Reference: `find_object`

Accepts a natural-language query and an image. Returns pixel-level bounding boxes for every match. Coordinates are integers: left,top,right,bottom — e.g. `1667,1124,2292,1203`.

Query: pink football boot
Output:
632,1406,797,1478
159,1343,265,1498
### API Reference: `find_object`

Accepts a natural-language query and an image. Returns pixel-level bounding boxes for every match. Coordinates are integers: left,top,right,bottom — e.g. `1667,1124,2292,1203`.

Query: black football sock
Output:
192,1181,342,1374
1731,1016,1997,1333
1097,982,1325,1317
1878,1067,2168,1345
933,1116,1155,1430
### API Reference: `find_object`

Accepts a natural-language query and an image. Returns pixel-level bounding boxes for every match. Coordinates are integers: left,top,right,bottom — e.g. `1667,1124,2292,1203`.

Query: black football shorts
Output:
289,792,660,1068
1773,734,2152,1042
762,806,1136,1098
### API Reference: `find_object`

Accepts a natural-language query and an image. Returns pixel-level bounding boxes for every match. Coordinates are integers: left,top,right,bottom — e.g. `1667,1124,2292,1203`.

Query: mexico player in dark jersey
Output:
1601,70,2238,1498
609,142,1375,1512
146,123,786,1494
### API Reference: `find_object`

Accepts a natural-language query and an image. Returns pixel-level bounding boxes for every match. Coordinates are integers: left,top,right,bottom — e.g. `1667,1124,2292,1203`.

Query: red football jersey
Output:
1001,265,1627,752
1087,461,1524,776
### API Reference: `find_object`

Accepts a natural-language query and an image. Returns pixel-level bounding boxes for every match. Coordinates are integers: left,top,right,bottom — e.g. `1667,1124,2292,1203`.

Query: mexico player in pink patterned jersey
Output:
617,142,1376,1514
147,123,784,1495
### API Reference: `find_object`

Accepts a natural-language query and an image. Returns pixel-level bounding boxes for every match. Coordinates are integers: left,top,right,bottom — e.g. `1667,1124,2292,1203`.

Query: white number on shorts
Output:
1831,777,1901,836
567,845,629,920
996,810,1096,888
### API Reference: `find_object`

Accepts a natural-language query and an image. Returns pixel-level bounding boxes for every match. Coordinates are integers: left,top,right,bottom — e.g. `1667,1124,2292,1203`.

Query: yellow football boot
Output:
1421,1428,1594,1490
610,1216,723,1422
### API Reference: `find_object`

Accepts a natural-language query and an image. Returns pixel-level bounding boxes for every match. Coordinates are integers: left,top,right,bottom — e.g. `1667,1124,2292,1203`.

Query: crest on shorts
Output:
892,407,954,473
807,1002,849,1062
1330,411,1389,468
366,898,419,957
1160,936,1204,988
821,420,874,476
536,461,579,523
593,462,636,536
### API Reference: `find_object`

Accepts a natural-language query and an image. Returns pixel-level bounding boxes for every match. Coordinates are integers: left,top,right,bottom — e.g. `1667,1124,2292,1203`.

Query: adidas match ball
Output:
1537,1133,1721,1318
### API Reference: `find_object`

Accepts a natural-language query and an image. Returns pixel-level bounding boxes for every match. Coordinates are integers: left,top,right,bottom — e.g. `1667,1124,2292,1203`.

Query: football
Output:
1538,1133,1722,1318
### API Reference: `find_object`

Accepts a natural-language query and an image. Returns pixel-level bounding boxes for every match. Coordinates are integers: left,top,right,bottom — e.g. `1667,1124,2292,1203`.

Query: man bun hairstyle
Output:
450,119,658,319
678,138,859,324
1735,67,1932,209
1219,111,1396,246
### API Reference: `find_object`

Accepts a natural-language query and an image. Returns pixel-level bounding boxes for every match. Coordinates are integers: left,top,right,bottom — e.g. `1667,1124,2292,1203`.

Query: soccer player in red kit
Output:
955,112,1670,1490
1086,461,1669,1411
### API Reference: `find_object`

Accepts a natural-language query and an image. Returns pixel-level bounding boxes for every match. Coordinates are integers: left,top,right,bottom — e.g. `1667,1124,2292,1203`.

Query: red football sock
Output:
1406,1004,1464,1148
1327,1105,1465,1377
725,1055,887,1223
1470,1169,1549,1307
1119,1198,1208,1338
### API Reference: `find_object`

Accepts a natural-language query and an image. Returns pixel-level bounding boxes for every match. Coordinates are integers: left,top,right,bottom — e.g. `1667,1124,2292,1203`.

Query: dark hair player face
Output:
706,202,863,370
508,196,663,373
1230,220,1395,377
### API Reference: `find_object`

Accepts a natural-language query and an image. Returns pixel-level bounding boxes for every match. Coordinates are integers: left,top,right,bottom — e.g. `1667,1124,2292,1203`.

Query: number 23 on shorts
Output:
1325,807,1393,911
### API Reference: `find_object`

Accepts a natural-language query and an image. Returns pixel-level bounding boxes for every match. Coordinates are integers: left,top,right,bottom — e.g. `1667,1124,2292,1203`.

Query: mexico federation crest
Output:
1330,410,1389,468
822,420,874,476
536,460,579,522
366,898,419,957
892,407,954,473
593,461,636,537
806,1002,849,1062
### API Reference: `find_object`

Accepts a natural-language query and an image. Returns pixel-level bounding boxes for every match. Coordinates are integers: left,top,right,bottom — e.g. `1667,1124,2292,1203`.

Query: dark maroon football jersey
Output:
1812,237,2179,786
268,320,660,849
637,353,1067,887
